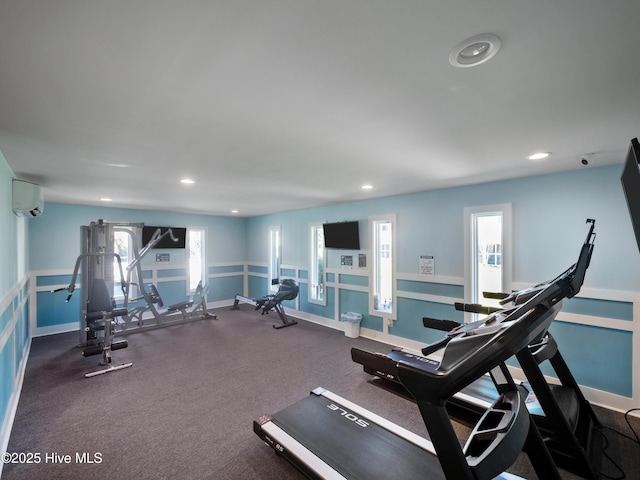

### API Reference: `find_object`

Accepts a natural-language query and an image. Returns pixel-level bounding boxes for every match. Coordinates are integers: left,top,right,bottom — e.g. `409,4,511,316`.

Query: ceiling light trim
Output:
449,34,501,68
527,152,550,161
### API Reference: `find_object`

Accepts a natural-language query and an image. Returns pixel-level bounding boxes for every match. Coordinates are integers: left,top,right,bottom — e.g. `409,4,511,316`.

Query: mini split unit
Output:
12,179,44,217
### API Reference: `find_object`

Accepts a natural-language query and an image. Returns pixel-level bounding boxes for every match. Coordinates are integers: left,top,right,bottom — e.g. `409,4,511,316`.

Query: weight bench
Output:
231,279,299,329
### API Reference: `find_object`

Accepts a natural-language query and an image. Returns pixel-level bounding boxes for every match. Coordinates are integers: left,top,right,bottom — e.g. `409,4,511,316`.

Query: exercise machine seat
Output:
262,279,299,311
275,279,299,302
87,278,114,314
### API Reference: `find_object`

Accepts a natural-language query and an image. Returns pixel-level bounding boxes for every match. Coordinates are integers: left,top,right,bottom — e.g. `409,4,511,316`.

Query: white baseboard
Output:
33,322,80,338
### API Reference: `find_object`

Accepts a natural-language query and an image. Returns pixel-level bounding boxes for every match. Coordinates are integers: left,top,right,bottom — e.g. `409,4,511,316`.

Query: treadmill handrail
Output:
398,219,595,401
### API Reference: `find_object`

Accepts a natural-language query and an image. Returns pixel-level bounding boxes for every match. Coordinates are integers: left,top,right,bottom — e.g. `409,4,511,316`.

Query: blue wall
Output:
2,154,639,447
246,164,639,400
248,165,638,290
29,204,248,332
29,205,247,271
0,150,31,455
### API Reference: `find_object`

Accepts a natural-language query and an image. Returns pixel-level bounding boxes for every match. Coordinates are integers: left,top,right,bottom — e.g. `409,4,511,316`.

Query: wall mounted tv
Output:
142,226,187,249
323,221,360,250
621,137,640,253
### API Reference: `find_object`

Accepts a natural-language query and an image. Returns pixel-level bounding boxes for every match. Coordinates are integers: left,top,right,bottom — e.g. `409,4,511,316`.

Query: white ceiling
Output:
1,0,639,217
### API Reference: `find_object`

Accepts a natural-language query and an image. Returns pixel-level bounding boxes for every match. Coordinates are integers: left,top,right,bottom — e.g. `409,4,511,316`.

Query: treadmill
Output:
255,386,529,480
254,221,595,479
351,333,602,478
351,219,601,478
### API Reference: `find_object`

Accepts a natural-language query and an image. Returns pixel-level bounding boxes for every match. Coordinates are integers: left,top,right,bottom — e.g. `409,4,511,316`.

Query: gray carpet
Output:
3,307,640,479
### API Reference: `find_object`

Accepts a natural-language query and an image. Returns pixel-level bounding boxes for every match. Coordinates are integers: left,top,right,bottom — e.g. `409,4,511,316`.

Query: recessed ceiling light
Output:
180,178,195,184
231,209,239,214
100,197,113,202
361,184,373,190
527,152,550,160
449,34,501,68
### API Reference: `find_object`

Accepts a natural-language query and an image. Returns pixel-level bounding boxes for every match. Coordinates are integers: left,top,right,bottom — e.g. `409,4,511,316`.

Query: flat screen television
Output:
142,226,187,249
323,221,360,250
621,137,640,253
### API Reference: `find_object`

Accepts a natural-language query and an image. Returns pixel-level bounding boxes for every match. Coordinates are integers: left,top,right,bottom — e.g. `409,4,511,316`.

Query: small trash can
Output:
340,312,362,338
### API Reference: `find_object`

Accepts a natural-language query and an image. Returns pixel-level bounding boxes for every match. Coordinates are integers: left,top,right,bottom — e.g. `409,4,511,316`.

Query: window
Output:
464,204,512,320
187,227,206,295
269,226,281,293
113,228,133,299
309,224,325,304
370,215,395,316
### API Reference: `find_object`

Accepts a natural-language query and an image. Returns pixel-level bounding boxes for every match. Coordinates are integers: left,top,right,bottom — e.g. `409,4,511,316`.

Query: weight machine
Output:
53,219,215,377
53,220,139,377
118,226,216,332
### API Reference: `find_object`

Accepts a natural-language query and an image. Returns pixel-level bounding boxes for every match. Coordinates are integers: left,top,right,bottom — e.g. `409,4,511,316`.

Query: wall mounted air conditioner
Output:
12,179,44,217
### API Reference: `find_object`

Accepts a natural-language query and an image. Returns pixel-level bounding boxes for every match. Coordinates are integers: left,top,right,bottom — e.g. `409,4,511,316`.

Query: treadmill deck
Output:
255,388,523,480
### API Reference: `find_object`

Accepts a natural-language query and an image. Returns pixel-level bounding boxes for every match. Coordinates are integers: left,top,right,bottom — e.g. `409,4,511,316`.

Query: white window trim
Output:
268,225,281,293
112,226,135,302
309,222,326,306
186,226,207,296
369,213,397,320
463,204,512,324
